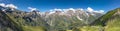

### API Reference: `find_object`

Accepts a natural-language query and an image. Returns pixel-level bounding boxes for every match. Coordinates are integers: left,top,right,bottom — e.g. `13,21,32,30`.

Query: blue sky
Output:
0,0,120,12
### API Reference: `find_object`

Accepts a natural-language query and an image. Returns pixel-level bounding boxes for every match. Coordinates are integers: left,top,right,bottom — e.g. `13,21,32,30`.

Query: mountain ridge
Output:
1,6,120,31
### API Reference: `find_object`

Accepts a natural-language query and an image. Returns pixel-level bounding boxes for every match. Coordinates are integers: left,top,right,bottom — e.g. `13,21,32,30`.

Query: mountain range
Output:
0,5,120,31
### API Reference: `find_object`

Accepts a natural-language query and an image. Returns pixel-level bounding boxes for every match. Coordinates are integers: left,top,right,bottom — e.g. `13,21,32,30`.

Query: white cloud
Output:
87,7,104,14
6,4,17,9
69,8,75,10
0,3,18,9
49,9,53,12
48,7,105,15
87,7,93,12
48,8,63,14
54,8,62,11
49,8,63,12
94,10,104,13
0,3,5,7
63,9,69,12
99,10,104,13
49,9,55,14
62,8,76,13
79,8,84,10
28,7,37,11
76,8,84,11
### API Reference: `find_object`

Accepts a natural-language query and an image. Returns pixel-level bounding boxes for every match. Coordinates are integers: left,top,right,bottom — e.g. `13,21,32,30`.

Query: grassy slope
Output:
79,8,120,31
0,11,23,31
105,18,120,31
90,8,118,26
0,10,46,31
7,13,47,31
